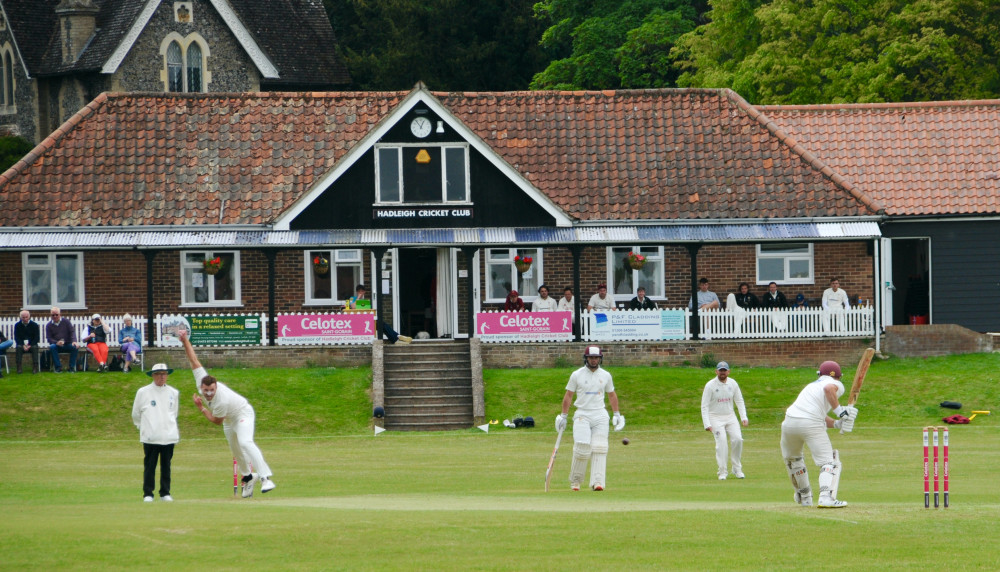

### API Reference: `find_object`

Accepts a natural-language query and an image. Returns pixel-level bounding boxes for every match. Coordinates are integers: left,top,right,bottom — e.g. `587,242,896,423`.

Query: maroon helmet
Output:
818,361,842,378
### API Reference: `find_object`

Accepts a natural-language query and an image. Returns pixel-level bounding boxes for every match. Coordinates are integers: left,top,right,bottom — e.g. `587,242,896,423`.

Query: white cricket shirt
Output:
566,365,615,410
785,376,844,421
132,382,180,445
194,366,250,426
700,377,747,428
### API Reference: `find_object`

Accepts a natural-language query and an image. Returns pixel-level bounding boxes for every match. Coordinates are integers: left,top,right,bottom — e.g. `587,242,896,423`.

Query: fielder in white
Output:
555,345,625,491
181,330,276,497
780,360,858,508
701,361,748,480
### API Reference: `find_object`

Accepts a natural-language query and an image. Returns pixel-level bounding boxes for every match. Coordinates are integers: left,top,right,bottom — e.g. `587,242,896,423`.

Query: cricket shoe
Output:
718,474,727,480
261,477,276,493
571,483,581,491
817,496,847,508
162,495,173,502
143,496,154,503
592,484,604,491
734,471,745,479
794,491,812,507
242,473,259,498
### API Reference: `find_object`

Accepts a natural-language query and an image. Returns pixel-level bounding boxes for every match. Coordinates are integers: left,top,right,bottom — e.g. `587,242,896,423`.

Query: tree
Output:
675,0,1000,103
0,136,33,172
530,0,705,90
325,0,549,90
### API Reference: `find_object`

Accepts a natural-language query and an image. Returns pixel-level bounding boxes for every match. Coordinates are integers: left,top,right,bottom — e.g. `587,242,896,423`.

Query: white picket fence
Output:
0,314,148,348
698,305,875,339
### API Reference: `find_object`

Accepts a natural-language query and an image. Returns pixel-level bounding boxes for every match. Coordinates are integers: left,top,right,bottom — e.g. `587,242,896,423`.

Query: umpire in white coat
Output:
555,345,625,491
132,363,180,502
701,361,748,480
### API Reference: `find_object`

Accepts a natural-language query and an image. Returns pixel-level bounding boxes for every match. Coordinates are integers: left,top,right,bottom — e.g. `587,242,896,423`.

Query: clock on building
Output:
410,117,432,138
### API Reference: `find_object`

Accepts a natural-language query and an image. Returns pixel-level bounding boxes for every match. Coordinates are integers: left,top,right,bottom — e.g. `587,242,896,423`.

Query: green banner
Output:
160,315,262,346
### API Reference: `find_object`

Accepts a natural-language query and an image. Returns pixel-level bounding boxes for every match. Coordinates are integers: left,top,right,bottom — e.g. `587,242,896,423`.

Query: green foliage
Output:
0,136,33,172
531,0,703,90
324,0,548,90
676,0,1000,103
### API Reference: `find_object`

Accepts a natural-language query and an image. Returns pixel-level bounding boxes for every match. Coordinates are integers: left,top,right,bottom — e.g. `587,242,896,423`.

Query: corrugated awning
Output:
0,222,880,249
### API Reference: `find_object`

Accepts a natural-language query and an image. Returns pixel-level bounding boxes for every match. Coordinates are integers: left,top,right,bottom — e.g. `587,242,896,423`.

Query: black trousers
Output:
16,345,39,372
142,443,175,497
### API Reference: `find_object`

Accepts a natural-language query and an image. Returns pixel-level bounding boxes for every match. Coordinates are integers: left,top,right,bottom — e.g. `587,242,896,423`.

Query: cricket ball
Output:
622,438,630,445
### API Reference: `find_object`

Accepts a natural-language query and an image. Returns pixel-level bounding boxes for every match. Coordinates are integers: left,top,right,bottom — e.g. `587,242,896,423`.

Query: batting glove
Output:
844,405,859,420
612,412,625,431
833,419,844,430
833,405,850,419
555,413,567,432
840,416,855,433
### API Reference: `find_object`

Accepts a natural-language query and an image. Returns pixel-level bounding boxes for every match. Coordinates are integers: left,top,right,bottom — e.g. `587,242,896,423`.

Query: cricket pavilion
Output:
2,85,993,429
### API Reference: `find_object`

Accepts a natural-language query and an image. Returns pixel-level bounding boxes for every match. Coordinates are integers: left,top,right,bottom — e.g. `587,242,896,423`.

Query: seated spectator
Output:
557,286,575,317
531,284,558,311
761,282,788,309
0,329,11,378
119,314,142,373
46,306,79,373
13,309,41,374
351,284,411,344
587,283,615,311
791,293,808,309
822,278,851,311
84,314,110,372
689,278,721,310
628,286,657,310
504,289,525,312
734,282,759,309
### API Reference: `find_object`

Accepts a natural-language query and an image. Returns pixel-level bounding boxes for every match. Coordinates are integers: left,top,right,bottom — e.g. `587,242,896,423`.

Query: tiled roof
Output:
759,100,1000,216
0,89,878,228
1,0,349,86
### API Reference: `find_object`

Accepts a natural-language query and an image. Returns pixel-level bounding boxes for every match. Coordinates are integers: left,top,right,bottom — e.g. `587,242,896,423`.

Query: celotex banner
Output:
159,315,262,346
276,313,376,345
475,311,573,342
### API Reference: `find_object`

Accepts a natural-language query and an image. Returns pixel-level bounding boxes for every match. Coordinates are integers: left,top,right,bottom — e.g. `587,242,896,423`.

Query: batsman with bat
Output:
554,346,624,491
780,359,861,508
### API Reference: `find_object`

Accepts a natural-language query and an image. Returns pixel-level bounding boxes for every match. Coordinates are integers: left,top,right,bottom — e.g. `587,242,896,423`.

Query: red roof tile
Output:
759,100,1000,216
0,89,877,228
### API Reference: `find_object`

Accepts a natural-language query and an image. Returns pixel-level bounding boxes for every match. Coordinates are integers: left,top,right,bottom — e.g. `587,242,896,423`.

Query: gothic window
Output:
1,46,14,111
167,41,183,92
186,43,202,92
162,35,208,93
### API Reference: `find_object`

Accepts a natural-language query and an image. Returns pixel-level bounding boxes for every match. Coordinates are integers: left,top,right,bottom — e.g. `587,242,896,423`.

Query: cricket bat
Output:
544,428,565,492
841,347,875,433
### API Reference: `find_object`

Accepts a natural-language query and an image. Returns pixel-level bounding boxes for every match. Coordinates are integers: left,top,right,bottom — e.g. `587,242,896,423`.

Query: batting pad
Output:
570,443,591,488
785,456,811,497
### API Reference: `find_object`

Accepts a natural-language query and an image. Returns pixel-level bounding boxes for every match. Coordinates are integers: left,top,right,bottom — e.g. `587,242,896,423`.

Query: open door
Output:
887,238,931,325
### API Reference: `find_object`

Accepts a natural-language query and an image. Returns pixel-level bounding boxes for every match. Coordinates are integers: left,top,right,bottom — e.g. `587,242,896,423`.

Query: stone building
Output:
0,0,349,143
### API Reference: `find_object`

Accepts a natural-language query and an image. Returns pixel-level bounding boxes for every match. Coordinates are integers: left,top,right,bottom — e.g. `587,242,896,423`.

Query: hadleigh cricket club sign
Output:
475,311,573,342
374,207,473,220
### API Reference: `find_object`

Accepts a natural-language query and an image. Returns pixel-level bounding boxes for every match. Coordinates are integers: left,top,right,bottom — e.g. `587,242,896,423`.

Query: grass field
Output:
2,354,999,570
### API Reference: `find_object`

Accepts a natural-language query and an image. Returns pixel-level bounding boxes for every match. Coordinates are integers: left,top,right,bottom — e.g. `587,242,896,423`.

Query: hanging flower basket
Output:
627,251,646,270
313,255,330,276
514,255,533,273
203,257,223,275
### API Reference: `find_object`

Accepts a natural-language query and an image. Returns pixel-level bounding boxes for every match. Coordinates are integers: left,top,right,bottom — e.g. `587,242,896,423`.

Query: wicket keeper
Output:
555,345,625,491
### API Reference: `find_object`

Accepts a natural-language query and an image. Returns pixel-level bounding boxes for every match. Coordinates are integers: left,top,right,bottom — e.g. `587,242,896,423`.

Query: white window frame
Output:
374,143,471,204
159,32,211,93
22,252,86,310
756,242,814,285
180,250,241,307
485,248,543,303
304,249,363,305
607,246,665,301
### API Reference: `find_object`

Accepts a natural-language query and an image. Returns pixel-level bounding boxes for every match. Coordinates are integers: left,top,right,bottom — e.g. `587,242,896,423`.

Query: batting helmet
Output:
818,361,842,378
583,345,603,366
373,406,385,418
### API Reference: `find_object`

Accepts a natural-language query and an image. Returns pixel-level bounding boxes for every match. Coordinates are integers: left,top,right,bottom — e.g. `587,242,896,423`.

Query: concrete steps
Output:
383,340,474,431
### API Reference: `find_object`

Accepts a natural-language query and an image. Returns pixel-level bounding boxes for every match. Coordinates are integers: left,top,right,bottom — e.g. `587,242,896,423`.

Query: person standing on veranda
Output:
132,363,180,502
181,329,276,497
701,361,749,480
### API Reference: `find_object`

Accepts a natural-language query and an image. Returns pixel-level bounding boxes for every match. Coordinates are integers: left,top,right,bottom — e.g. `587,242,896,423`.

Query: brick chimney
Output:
55,0,100,65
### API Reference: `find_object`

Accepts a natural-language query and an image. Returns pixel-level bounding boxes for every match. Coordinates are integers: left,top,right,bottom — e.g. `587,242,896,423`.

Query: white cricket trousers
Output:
224,406,272,479
709,414,743,475
780,416,834,467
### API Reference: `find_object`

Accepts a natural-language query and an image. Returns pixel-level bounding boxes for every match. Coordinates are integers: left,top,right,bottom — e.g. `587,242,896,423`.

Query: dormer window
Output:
375,144,469,204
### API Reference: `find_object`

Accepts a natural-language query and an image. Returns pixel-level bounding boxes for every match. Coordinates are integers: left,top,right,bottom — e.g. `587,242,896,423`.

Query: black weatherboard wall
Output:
882,219,1000,332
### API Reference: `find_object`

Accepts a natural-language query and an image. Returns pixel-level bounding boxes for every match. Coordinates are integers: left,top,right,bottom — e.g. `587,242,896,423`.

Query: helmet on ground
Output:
818,361,842,378
583,345,603,366
373,406,385,418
